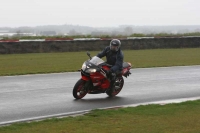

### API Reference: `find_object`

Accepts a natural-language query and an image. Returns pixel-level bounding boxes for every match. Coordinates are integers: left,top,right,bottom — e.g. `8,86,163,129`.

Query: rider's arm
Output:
96,46,109,58
111,51,124,73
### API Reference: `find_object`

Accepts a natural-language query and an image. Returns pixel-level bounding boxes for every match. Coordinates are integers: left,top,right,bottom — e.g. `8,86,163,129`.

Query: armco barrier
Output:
19,39,45,42
0,40,19,42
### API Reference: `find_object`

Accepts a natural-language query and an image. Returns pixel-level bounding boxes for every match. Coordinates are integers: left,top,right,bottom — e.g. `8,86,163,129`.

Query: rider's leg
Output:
109,73,116,92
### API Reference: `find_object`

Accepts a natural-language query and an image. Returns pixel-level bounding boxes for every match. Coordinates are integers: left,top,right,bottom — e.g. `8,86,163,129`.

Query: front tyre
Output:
73,79,88,99
106,77,124,97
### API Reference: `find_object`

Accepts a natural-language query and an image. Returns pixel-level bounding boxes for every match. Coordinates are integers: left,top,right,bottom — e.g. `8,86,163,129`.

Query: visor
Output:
111,45,119,51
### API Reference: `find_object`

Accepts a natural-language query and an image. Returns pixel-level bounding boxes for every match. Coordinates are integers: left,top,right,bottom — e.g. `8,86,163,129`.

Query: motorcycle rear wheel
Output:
73,79,88,99
106,77,124,97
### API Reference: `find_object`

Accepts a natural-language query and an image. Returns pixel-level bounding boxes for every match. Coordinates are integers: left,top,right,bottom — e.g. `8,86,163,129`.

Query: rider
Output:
97,39,124,93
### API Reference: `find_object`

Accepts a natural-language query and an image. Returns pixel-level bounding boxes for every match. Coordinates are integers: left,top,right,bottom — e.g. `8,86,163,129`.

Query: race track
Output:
0,65,200,125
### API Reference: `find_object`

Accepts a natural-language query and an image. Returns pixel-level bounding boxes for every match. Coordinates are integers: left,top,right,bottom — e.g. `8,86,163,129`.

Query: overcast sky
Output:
0,0,200,27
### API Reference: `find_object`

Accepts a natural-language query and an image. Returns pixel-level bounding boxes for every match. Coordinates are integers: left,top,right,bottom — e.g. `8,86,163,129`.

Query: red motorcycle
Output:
73,52,132,99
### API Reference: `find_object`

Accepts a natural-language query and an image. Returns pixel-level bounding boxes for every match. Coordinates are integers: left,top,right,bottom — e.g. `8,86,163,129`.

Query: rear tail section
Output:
122,62,132,78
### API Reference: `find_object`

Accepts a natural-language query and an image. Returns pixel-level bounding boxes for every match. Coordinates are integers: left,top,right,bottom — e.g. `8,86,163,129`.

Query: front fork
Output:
81,71,93,91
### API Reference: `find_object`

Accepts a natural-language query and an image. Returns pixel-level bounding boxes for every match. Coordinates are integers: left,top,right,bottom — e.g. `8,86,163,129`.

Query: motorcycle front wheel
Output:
73,79,88,99
106,76,124,97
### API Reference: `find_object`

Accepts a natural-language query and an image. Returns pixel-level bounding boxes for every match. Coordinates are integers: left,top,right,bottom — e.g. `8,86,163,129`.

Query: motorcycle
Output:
73,52,132,99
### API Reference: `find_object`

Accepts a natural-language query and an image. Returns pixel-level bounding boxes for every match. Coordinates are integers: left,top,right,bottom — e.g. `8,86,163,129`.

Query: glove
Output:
105,69,112,78
106,69,111,74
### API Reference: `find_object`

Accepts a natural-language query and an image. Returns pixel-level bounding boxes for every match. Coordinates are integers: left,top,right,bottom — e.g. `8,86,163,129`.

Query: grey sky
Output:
0,0,200,27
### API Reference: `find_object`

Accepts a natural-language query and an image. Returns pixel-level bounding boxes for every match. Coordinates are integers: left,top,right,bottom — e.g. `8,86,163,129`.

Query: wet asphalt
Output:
0,65,200,124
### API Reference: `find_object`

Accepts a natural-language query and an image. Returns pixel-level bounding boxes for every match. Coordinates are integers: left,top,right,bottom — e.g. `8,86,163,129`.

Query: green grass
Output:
1,48,200,132
0,100,200,133
0,48,200,76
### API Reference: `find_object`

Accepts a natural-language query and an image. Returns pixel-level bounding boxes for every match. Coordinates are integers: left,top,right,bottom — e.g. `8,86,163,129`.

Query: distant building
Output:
0,30,36,37
0,30,9,33
0,32,17,37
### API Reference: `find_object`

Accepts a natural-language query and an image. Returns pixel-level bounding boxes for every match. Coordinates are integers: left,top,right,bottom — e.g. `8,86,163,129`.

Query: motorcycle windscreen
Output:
89,56,105,66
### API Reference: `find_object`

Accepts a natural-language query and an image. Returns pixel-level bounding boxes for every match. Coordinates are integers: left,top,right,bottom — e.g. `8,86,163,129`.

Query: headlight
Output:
85,68,97,73
82,63,86,71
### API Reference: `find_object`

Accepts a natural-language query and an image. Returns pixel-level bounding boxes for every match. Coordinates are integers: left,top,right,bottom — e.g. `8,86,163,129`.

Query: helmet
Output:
110,39,121,52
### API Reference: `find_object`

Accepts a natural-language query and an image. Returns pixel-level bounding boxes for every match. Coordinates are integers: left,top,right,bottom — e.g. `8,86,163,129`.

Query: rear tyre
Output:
73,79,88,99
106,77,124,97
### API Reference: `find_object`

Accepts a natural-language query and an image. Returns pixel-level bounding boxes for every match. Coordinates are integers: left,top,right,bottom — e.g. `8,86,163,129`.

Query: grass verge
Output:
1,48,200,132
0,100,200,133
0,48,200,76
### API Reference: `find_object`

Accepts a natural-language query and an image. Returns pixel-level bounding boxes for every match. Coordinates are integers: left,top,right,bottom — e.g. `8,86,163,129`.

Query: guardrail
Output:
1,36,200,43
